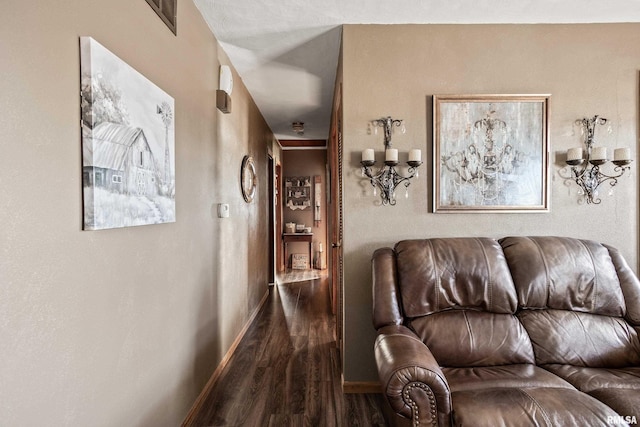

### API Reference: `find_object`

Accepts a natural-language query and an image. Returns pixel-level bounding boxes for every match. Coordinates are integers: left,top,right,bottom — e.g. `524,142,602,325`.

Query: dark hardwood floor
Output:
186,276,387,426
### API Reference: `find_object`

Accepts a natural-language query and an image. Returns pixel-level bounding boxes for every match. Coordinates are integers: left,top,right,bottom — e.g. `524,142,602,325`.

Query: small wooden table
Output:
283,233,313,269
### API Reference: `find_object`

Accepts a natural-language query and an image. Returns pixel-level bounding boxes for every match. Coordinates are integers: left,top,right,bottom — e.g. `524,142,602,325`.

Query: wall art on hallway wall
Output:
80,37,176,230
434,94,550,213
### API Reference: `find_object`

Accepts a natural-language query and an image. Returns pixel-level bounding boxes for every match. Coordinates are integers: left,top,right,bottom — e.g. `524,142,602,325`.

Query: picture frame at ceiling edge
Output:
241,155,257,203
433,94,550,213
145,0,177,35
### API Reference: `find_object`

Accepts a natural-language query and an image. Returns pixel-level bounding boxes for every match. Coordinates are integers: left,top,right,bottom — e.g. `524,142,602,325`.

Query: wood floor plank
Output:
186,277,387,426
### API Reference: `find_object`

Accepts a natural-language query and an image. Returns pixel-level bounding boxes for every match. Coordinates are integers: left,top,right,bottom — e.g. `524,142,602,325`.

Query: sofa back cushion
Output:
519,309,640,367
409,310,535,367
395,238,517,317
500,236,625,315
500,236,640,367
395,238,533,366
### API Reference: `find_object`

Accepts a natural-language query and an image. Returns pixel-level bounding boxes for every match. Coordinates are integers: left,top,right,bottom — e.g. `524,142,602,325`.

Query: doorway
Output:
279,149,328,280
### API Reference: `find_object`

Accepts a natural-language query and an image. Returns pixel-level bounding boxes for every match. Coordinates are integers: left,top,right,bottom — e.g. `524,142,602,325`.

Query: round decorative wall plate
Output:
240,155,257,203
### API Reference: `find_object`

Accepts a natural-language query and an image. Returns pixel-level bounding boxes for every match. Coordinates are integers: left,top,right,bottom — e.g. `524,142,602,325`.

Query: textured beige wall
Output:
341,24,640,381
0,1,272,425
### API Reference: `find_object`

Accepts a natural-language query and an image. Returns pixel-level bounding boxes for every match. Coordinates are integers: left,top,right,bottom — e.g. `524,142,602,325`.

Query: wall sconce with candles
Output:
360,116,422,205
564,115,632,204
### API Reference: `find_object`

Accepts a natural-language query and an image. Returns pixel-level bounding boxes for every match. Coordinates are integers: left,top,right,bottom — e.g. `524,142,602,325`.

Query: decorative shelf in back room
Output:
285,176,311,210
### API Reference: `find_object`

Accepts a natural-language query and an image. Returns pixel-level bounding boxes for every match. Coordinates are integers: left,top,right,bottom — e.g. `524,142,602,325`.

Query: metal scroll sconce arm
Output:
561,115,632,205
569,162,630,205
361,116,422,206
361,159,422,206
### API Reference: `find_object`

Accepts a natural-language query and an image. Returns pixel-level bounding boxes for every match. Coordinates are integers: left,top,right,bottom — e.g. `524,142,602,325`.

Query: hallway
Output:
186,277,387,426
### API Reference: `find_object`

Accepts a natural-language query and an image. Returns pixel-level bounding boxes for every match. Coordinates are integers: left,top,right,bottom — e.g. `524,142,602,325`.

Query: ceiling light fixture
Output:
292,121,304,135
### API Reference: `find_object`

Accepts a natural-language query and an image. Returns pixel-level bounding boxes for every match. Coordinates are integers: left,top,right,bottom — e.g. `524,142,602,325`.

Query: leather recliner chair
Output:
373,236,640,426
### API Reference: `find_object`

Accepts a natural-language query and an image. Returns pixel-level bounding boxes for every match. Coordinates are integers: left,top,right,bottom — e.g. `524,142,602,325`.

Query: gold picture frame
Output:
433,94,550,213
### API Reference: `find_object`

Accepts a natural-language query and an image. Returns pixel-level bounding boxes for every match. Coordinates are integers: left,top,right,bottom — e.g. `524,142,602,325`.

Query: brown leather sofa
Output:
373,236,640,426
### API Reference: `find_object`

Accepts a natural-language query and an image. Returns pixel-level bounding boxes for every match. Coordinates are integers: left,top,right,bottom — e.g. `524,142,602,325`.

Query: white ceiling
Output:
193,0,640,142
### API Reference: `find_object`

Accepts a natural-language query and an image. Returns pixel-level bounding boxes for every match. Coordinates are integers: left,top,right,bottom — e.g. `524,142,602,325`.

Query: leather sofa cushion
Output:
451,387,621,427
409,310,534,367
443,364,574,392
543,364,640,392
500,236,625,316
519,309,640,367
395,238,517,318
588,388,640,420
544,365,640,419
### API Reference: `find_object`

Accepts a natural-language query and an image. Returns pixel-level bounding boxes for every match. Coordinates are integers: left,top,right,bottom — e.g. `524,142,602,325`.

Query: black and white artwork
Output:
434,95,549,213
80,37,175,230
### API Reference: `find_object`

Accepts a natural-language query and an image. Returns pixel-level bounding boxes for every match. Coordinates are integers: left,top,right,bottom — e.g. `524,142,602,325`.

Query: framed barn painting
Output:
80,37,175,230
433,94,550,213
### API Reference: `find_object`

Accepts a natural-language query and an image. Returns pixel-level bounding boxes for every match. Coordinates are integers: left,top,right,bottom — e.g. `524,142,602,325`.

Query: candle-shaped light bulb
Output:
591,146,607,161
409,149,422,162
385,148,398,162
614,147,631,161
566,147,582,161
362,148,375,162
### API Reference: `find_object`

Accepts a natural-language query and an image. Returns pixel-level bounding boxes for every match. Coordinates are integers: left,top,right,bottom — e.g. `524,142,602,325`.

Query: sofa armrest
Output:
372,247,403,329
375,325,451,427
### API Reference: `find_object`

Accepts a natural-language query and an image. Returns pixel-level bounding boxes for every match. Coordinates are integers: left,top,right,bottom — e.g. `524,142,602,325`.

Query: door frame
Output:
328,85,343,353
267,155,276,285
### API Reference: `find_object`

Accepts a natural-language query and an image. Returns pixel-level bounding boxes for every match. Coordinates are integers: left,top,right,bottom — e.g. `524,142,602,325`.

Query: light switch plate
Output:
217,203,230,218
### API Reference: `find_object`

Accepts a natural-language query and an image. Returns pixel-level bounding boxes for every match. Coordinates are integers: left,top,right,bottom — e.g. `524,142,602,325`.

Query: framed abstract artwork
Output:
433,94,550,213
80,37,176,230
